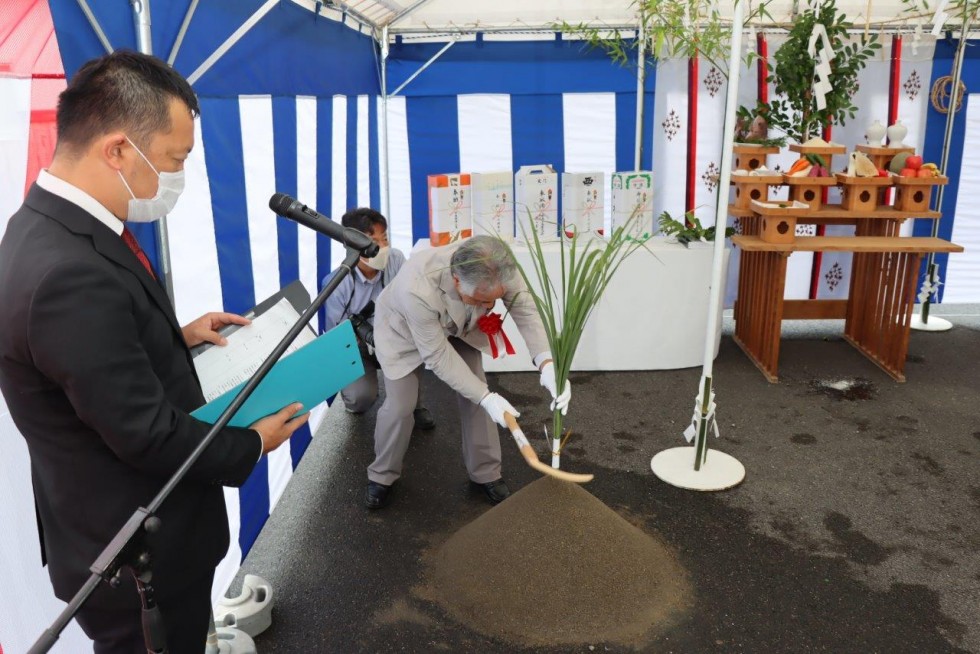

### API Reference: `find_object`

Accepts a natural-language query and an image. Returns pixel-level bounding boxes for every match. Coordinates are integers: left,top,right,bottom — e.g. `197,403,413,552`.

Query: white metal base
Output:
910,314,953,332
650,447,745,491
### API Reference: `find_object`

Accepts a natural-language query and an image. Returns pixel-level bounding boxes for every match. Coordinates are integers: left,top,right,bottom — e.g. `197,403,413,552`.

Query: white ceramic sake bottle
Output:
886,120,908,148
865,120,886,145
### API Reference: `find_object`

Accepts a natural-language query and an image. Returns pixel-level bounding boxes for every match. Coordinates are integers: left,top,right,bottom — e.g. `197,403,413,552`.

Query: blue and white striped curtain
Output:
166,93,380,597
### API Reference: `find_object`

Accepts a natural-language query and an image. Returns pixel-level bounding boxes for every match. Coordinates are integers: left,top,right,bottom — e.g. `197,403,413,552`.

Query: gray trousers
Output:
368,338,500,486
342,345,422,413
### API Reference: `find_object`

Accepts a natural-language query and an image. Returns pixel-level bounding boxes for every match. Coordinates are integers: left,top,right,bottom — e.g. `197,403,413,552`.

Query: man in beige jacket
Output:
366,236,571,508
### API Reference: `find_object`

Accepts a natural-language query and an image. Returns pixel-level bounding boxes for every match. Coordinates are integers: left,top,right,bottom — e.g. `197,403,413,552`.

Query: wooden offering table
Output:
731,235,963,382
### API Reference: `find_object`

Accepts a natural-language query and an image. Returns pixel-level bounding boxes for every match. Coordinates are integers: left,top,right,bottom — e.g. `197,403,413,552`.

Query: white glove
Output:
479,392,520,428
539,361,571,415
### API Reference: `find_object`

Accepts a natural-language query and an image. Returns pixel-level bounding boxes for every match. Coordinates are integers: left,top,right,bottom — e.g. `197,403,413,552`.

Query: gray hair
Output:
450,236,517,295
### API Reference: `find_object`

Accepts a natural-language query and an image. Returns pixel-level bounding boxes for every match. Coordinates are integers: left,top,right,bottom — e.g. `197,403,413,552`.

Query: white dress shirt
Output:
36,169,125,236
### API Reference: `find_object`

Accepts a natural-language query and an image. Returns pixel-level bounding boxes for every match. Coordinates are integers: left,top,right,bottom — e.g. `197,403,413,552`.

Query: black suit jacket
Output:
0,184,262,610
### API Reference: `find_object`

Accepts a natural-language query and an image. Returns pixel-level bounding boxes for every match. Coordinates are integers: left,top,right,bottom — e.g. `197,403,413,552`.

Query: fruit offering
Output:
888,151,911,174
900,156,921,177
899,156,941,178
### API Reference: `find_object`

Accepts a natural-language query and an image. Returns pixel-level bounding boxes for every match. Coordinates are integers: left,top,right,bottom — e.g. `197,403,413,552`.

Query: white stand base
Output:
650,447,745,491
910,314,953,332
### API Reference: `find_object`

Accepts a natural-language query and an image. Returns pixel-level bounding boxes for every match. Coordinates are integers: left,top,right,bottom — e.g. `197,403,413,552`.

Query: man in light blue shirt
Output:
321,208,434,429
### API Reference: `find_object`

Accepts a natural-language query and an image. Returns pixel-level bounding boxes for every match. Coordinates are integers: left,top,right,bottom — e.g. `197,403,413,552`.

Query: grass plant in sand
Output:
418,214,692,650
510,209,647,469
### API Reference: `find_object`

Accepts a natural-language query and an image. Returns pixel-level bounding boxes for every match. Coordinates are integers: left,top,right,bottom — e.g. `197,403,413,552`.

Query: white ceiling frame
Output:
187,0,280,85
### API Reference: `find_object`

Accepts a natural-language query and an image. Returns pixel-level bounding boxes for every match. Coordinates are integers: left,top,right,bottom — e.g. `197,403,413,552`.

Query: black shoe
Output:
413,406,436,431
471,478,510,505
365,481,392,509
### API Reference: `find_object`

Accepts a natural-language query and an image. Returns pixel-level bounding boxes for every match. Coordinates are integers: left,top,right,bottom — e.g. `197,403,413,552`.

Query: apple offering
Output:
899,155,941,178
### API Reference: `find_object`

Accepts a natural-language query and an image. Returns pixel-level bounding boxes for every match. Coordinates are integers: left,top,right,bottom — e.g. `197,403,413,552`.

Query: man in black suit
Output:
0,51,308,653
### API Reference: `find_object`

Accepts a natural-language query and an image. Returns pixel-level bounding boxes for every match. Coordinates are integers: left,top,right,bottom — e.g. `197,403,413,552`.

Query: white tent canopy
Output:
302,0,944,34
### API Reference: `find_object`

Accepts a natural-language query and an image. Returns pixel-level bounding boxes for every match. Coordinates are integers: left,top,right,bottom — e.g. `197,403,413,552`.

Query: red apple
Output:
905,155,923,170
877,169,889,177
900,167,918,177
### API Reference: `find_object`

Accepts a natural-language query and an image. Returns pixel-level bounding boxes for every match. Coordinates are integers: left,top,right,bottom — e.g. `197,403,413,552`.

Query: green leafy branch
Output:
658,210,734,246
559,0,774,78
900,0,980,25
764,0,881,143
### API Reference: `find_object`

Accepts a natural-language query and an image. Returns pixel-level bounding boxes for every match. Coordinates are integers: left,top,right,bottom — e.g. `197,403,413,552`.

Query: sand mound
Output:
421,476,692,648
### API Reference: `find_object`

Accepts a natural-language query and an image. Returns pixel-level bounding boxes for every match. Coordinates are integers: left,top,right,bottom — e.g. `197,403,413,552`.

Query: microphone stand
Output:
30,245,370,653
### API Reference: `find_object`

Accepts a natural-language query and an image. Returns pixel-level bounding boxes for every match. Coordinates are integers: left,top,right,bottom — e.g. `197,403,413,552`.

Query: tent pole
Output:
132,0,152,55
187,0,279,86
167,0,200,66
390,38,457,97
633,18,647,170
381,25,391,218
693,0,744,467
131,0,177,305
914,14,970,329
650,0,745,491
76,0,113,54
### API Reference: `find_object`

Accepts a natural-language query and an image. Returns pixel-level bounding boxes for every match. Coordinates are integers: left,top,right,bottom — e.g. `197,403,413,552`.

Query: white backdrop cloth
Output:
411,238,727,373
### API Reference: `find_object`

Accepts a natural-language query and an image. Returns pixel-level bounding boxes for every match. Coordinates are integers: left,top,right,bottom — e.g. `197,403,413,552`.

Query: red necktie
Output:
121,227,157,279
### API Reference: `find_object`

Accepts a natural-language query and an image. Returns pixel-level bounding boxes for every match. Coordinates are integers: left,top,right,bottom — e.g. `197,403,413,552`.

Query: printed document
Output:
194,298,316,402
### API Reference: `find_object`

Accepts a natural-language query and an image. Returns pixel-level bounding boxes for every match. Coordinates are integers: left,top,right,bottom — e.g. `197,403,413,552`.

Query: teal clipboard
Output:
191,321,364,427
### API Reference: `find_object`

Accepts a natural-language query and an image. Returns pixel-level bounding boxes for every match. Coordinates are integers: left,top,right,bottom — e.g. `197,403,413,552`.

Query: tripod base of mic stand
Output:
910,314,953,332
650,446,745,491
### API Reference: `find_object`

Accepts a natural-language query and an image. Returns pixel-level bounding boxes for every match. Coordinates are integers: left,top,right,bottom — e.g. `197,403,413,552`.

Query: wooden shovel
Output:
504,412,593,484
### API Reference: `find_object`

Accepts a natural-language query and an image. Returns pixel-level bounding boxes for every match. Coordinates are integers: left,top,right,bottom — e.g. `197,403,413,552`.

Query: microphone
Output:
269,193,379,257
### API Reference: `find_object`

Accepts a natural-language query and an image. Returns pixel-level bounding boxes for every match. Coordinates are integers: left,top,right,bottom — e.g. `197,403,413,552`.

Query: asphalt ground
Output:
231,304,980,653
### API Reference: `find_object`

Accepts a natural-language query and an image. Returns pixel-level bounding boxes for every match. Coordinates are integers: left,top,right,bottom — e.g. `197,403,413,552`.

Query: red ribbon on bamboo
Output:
477,312,515,359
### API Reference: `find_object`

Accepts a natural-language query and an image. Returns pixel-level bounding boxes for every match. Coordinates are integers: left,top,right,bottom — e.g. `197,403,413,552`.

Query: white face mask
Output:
363,245,390,271
117,136,185,223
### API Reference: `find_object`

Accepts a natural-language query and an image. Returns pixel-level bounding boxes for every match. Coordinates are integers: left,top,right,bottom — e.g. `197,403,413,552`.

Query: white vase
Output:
865,120,886,145
886,120,908,148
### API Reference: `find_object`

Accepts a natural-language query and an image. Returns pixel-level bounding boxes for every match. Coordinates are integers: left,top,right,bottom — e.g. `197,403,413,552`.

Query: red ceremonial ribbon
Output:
477,312,516,359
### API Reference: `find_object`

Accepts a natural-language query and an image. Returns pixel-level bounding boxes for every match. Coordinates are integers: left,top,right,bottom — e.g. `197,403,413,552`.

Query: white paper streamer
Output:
917,274,943,303
912,23,923,56
511,428,530,449
931,0,950,37
808,23,835,112
683,387,721,444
